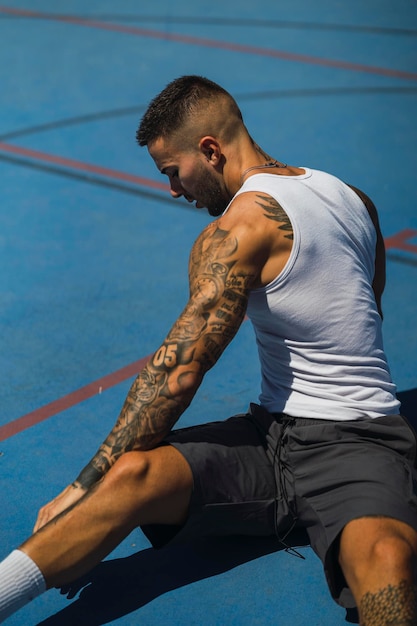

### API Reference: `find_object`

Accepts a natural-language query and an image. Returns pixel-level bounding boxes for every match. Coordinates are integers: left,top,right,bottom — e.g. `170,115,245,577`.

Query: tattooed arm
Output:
74,191,293,490
33,194,289,531
34,221,253,531
73,221,255,490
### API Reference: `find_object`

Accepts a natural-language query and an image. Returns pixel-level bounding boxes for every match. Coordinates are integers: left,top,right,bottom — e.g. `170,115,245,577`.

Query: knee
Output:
340,530,416,585
107,451,152,487
369,534,416,574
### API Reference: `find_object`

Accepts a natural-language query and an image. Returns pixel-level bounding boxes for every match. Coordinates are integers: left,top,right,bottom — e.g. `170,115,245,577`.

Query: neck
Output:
240,160,287,186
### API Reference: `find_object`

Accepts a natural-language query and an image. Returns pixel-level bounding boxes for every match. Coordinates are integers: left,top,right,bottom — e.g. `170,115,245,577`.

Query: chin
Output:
207,206,224,217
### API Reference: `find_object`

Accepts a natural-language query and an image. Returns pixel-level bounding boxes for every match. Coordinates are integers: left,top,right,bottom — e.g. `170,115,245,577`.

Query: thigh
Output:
168,413,276,504
134,444,194,524
142,412,279,547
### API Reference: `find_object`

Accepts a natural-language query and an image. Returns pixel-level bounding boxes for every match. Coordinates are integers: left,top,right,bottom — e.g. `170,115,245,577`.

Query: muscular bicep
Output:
348,184,386,318
138,222,253,412
173,222,254,373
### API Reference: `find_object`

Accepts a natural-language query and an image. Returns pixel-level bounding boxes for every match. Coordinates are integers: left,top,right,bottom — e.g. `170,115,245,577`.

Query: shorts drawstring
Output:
273,417,305,560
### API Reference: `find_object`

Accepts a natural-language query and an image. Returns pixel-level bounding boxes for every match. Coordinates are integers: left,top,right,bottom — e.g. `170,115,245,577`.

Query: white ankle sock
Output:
0,549,46,623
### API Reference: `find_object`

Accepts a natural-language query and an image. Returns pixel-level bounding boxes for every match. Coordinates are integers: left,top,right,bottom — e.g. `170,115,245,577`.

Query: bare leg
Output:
19,446,193,589
339,517,417,625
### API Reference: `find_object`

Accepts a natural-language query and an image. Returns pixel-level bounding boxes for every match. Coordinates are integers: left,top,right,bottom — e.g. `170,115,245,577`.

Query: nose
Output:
169,177,184,199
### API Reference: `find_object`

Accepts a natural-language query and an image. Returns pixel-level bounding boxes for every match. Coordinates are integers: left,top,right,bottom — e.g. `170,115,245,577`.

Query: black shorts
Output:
141,404,417,608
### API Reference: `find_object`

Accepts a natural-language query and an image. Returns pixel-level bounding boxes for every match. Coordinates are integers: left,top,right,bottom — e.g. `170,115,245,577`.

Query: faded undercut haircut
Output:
136,75,243,147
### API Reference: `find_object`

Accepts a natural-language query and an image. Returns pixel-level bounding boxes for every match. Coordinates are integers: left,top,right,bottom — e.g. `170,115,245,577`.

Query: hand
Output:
33,482,87,533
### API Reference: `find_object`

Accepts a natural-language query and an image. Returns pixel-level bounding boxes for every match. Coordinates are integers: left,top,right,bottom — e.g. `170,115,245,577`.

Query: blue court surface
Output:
1,1,416,624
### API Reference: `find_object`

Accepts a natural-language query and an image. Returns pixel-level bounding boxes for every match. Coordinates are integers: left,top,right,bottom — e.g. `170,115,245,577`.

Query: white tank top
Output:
233,169,400,420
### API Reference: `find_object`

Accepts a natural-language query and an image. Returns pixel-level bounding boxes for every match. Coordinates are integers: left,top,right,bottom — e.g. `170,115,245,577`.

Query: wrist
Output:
75,464,104,490
70,481,87,491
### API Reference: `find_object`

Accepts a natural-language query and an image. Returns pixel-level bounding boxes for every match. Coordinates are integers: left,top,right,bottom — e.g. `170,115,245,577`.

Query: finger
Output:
33,515,45,534
33,507,51,533
33,515,43,533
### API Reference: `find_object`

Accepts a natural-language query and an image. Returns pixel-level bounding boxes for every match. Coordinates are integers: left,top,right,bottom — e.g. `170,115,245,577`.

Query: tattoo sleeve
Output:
75,223,254,490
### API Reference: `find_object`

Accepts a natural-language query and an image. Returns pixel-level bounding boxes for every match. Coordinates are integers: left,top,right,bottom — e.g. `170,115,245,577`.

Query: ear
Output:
199,136,221,165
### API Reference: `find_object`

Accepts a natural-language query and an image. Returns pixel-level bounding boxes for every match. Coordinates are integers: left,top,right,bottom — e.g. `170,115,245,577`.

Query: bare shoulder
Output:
214,190,294,288
188,218,258,297
191,219,235,257
216,190,292,239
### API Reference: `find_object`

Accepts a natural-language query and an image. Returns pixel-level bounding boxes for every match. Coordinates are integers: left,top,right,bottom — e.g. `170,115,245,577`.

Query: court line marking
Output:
0,6,416,82
385,229,417,254
0,142,169,193
0,357,150,443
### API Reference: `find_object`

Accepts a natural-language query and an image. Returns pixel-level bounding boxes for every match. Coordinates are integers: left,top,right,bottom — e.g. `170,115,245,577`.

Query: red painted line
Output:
1,6,416,82
385,228,417,253
0,141,169,193
0,356,151,442
1,315,252,442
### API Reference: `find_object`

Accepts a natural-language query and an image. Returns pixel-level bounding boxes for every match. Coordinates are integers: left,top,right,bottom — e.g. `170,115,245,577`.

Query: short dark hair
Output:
136,75,242,146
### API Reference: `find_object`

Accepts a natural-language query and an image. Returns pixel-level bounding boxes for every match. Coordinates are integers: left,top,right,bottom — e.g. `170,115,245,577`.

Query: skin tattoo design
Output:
75,223,253,490
254,194,294,240
359,579,417,626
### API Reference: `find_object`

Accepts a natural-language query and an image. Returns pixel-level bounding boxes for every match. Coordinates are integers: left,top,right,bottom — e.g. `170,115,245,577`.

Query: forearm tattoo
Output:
76,224,253,490
360,580,417,626
255,194,293,240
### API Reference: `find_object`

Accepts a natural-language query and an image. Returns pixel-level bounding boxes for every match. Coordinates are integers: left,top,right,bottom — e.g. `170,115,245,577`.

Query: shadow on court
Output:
36,532,309,626
398,387,417,427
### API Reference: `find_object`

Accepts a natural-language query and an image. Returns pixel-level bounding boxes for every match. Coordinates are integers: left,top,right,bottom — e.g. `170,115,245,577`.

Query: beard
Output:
192,162,231,217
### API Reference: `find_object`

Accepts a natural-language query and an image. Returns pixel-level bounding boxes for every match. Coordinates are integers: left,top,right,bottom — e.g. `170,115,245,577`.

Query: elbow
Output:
166,368,203,413
175,369,204,401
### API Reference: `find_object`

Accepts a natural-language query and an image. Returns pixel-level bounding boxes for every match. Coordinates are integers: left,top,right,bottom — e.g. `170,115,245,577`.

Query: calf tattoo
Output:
360,580,417,626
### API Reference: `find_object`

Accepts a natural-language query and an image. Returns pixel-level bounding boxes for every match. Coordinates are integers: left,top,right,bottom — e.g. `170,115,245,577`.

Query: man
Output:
0,75,416,625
